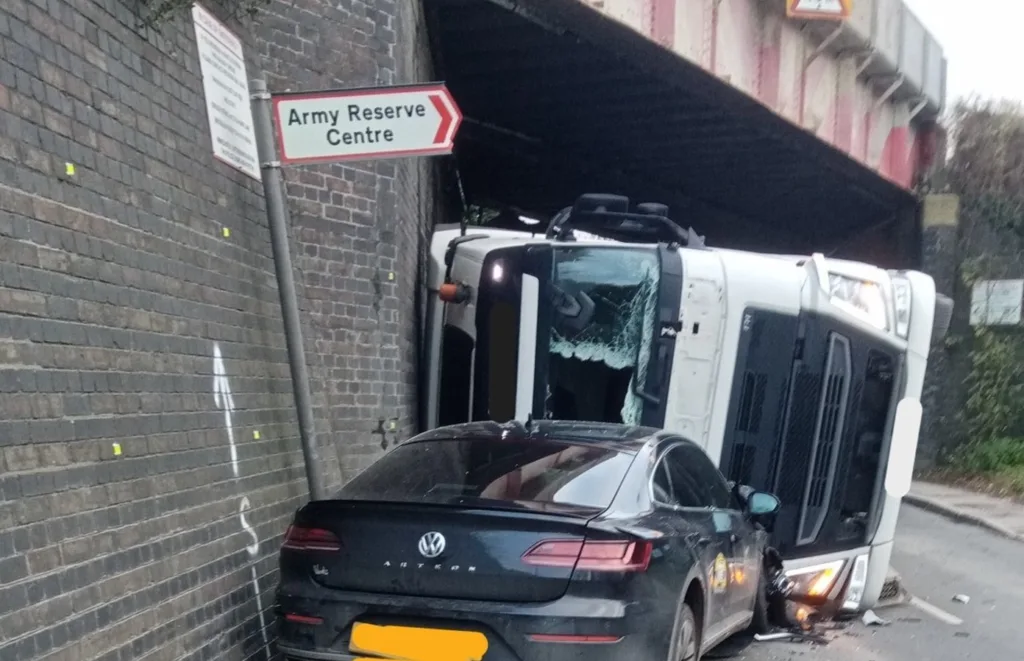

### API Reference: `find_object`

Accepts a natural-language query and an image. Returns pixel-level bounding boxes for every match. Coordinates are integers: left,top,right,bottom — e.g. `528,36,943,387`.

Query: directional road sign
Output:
786,0,852,20
272,83,462,165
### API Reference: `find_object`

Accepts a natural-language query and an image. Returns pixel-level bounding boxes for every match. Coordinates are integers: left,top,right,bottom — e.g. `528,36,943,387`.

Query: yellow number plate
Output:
349,623,489,661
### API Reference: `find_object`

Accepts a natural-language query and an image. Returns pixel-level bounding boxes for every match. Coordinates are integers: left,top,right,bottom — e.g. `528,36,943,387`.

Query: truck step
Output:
876,567,909,608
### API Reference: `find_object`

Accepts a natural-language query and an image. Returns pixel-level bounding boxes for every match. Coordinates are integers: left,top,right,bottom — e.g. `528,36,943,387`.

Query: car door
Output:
673,444,760,622
654,443,733,642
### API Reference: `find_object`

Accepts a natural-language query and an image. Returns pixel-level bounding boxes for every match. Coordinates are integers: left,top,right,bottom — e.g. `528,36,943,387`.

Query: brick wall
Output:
257,0,439,482
0,0,436,660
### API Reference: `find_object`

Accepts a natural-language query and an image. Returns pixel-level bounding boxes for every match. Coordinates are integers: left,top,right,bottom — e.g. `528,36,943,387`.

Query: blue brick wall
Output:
0,0,438,659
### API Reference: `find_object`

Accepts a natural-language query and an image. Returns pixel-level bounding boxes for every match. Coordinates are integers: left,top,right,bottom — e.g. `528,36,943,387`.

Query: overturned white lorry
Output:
421,194,952,612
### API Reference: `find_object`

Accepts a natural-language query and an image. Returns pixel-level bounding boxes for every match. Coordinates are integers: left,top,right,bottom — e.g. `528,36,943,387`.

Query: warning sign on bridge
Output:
787,0,852,20
272,83,462,165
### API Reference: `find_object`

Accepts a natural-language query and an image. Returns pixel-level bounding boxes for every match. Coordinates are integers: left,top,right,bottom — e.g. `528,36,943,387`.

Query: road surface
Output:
723,505,1024,661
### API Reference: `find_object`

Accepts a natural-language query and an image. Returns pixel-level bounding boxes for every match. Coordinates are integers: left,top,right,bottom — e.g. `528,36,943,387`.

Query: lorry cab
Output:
422,194,952,611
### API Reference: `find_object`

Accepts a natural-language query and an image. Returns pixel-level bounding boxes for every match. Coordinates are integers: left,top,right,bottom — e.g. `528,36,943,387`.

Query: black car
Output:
274,420,782,661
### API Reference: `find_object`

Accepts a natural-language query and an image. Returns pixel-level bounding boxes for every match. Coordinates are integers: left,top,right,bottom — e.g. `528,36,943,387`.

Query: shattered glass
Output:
548,247,661,424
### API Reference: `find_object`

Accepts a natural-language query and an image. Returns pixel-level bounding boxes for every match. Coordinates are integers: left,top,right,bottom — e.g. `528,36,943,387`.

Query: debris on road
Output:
952,594,971,604
861,609,891,626
754,631,830,646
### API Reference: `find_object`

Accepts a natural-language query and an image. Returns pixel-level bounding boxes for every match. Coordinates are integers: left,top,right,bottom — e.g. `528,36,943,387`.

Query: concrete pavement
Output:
905,481,1024,541
733,500,1024,661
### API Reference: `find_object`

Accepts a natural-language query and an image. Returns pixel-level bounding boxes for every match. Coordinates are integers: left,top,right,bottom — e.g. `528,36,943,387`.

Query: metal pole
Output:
250,78,326,501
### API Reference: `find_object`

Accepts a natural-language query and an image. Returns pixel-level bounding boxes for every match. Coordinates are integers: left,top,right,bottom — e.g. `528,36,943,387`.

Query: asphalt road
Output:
722,505,1024,661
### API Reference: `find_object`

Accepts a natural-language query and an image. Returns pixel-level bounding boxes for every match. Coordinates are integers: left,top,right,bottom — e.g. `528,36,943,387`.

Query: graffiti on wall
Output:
213,345,239,477
212,344,270,657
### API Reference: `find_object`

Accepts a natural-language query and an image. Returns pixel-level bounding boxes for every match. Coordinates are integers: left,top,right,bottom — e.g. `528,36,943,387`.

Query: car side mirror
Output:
746,491,781,517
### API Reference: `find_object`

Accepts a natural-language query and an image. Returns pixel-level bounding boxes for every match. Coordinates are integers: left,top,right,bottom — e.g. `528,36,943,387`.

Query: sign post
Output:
250,79,327,501
248,80,463,501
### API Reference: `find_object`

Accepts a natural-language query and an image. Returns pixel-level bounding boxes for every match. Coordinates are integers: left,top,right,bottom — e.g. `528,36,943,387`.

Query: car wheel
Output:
670,603,699,661
749,566,771,634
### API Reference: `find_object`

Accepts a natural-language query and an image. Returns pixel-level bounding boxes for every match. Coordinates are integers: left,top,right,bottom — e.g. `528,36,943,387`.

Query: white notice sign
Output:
192,4,261,180
970,279,1024,326
272,84,462,165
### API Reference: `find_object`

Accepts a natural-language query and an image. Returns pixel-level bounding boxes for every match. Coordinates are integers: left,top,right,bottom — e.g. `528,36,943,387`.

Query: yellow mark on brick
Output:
222,227,231,238
388,272,395,281
112,442,122,456
253,430,261,440
64,162,76,176
388,420,397,430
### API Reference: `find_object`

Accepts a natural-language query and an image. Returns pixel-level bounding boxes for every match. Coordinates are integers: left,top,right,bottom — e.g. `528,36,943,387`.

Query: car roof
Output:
407,420,682,454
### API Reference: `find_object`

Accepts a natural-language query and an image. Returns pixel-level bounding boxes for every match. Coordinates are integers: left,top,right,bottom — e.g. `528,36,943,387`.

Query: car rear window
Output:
338,438,635,510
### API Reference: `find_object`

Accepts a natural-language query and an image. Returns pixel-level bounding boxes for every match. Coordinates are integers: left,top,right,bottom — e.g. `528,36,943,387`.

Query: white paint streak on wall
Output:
212,344,239,477
240,496,260,557
250,566,270,648
212,343,270,657
241,497,269,648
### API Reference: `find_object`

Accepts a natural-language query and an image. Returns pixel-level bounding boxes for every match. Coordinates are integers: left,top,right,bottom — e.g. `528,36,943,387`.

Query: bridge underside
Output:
425,0,920,262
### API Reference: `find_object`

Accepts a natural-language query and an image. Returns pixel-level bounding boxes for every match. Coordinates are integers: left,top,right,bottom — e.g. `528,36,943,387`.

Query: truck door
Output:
719,308,802,493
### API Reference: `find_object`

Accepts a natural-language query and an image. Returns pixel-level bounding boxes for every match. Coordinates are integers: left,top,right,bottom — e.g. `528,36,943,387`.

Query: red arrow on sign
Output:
272,83,464,165
430,94,456,145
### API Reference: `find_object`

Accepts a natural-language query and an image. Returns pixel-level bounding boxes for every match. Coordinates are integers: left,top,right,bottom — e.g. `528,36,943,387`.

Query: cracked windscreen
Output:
545,246,660,425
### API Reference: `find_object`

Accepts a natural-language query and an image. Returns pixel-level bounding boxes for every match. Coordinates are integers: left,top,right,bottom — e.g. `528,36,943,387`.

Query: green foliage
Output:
963,327,1024,442
945,100,1024,479
948,438,1024,497
957,256,986,288
953,437,1024,473
138,0,271,29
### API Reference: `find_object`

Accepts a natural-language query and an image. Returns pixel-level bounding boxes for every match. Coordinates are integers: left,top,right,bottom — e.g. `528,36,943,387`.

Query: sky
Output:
903,0,1024,108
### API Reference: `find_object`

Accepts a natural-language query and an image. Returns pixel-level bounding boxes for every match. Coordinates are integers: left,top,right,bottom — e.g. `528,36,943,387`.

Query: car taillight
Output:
522,539,652,572
528,634,623,644
281,525,342,552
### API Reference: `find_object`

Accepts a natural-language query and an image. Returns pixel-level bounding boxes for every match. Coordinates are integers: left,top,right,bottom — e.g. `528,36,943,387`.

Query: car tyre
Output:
670,603,700,661
749,566,771,634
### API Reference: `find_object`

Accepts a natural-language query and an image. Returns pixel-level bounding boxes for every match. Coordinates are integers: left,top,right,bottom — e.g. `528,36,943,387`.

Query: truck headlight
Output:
842,554,869,611
891,275,912,339
828,274,888,331
785,560,845,600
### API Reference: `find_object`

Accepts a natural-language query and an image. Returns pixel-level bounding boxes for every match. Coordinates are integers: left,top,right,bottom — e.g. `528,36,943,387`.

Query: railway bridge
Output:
0,1,947,660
